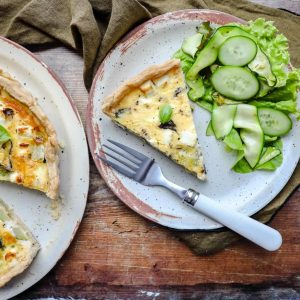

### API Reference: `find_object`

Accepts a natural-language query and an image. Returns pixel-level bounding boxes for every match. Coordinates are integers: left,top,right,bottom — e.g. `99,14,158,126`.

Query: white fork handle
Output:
192,194,282,251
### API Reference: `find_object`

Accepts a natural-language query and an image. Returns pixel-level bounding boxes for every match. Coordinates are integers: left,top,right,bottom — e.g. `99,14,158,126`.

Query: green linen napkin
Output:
0,0,299,254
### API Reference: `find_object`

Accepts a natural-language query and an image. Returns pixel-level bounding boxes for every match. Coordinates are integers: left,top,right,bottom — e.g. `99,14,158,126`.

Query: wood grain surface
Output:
14,2,300,299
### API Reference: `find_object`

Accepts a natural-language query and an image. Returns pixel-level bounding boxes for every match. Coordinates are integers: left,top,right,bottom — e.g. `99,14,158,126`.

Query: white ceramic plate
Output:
0,37,89,299
87,10,300,231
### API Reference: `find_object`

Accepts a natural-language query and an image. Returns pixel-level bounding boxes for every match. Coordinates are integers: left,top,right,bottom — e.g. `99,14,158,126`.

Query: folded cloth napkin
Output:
0,0,299,254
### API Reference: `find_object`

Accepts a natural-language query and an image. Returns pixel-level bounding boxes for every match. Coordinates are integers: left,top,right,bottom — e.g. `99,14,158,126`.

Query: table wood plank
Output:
14,1,300,298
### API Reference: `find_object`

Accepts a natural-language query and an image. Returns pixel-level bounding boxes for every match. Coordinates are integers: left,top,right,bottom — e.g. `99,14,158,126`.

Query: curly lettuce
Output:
239,18,290,87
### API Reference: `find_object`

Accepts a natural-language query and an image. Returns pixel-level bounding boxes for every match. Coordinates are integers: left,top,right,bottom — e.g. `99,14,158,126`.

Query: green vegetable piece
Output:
182,33,203,58
223,128,244,151
206,121,214,136
250,99,297,114
211,66,259,101
0,125,11,145
234,104,264,168
196,101,213,112
211,104,237,139
258,108,292,136
256,147,281,168
172,49,194,74
264,135,278,142
186,77,205,101
248,48,276,87
159,104,173,124
232,157,253,173
218,36,257,66
256,77,273,98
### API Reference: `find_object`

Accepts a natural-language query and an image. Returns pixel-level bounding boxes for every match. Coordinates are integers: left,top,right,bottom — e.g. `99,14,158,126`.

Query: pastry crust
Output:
0,199,40,287
102,59,180,114
0,70,59,199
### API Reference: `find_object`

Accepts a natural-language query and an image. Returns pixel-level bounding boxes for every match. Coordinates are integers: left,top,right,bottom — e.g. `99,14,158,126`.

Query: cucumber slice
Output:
258,108,292,136
248,48,276,87
211,66,259,100
182,33,203,58
234,104,264,168
211,105,237,139
218,36,257,66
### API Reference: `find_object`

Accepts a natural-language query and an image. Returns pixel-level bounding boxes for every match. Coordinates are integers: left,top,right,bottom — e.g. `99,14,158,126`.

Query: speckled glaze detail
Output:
0,37,89,299
87,10,300,231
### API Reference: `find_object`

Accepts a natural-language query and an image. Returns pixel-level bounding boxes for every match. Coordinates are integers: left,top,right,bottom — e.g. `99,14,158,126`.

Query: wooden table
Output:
14,2,299,299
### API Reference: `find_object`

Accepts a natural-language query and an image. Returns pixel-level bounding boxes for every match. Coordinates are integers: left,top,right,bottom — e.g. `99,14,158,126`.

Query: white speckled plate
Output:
0,37,89,299
87,10,300,231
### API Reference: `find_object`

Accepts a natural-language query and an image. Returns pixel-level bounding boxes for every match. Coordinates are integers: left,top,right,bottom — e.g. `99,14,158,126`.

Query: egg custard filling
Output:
102,59,206,180
0,70,59,199
0,199,39,287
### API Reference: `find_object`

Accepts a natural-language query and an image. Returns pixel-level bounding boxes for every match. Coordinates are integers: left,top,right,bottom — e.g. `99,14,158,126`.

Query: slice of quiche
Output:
0,70,59,199
102,59,206,180
0,199,39,287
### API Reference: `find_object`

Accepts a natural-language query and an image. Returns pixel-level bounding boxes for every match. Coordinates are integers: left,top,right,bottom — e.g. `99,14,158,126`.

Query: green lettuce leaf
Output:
223,128,244,151
249,100,296,114
232,156,253,173
260,69,300,102
172,49,194,74
239,18,290,87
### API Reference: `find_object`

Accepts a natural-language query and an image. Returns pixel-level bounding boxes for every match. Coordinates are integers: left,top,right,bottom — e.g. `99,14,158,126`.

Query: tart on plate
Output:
0,199,39,287
102,59,206,180
0,70,59,199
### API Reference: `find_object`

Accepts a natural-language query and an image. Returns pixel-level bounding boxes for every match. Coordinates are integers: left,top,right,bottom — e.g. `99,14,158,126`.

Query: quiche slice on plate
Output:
0,70,59,200
102,59,206,180
0,199,39,287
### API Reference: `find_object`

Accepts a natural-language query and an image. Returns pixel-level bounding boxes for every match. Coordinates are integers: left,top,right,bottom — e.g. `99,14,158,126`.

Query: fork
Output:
98,139,282,251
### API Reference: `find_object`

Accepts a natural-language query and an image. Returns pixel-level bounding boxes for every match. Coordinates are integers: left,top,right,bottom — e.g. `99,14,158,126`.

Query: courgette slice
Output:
211,104,237,139
182,33,203,58
256,146,281,168
211,66,259,100
234,104,264,168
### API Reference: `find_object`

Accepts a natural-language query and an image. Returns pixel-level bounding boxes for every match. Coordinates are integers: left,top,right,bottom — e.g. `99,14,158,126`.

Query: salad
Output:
173,18,300,173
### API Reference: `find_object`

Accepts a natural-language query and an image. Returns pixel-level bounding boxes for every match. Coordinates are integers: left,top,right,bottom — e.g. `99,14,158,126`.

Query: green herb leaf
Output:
159,104,173,125
0,125,11,145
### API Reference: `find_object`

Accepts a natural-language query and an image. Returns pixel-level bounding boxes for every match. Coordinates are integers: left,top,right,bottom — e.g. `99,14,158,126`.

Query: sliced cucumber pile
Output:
174,20,299,174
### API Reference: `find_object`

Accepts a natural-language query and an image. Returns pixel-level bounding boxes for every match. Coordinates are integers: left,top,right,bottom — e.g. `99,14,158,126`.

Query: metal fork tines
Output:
98,139,154,182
